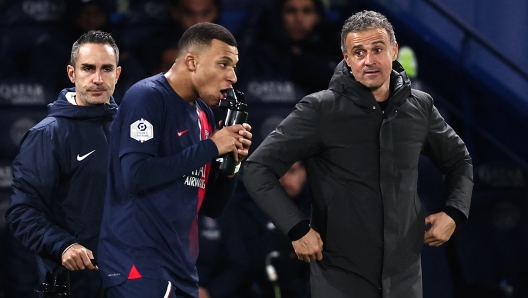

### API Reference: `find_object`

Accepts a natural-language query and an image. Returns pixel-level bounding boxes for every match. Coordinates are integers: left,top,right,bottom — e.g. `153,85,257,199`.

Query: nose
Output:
227,68,237,85
364,52,375,66
293,10,301,21
93,70,103,85
294,10,306,24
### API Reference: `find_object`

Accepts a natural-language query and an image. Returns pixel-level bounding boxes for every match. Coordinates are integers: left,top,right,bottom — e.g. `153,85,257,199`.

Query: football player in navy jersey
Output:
98,22,252,298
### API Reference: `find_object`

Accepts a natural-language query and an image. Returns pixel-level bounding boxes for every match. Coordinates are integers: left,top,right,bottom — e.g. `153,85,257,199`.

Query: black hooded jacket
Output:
244,60,473,290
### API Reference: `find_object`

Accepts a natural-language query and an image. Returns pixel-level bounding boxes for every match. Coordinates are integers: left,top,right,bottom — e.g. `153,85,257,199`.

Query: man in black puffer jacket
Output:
244,10,473,298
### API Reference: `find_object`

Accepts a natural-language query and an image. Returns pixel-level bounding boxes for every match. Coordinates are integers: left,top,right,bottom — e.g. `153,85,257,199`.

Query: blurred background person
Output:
126,0,222,75
171,0,221,31
198,161,311,297
196,205,250,298
236,0,342,104
151,41,180,75
27,0,146,104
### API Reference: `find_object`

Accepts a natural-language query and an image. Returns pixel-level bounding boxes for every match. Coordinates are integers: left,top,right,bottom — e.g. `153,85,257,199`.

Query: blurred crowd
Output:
0,0,367,105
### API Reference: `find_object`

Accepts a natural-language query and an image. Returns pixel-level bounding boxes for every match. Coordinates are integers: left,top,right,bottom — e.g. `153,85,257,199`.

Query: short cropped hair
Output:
340,10,396,52
178,22,237,56
70,30,119,66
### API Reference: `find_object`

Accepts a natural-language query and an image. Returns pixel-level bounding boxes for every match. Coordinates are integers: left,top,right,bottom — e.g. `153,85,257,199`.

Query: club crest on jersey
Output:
130,118,153,143
205,129,210,139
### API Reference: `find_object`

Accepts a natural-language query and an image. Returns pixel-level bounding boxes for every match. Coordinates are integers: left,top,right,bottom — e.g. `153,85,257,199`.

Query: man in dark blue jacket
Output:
5,30,121,297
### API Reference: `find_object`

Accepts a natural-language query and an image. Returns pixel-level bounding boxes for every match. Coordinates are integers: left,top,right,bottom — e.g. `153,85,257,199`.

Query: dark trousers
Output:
311,256,423,298
105,278,194,298
381,254,423,298
310,262,382,298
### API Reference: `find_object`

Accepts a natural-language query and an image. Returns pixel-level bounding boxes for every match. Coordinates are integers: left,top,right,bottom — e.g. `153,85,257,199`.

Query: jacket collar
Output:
47,87,118,121
328,60,411,109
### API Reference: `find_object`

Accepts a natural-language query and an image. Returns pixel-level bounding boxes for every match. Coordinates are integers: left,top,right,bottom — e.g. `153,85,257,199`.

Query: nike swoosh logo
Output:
77,150,96,161
177,129,189,137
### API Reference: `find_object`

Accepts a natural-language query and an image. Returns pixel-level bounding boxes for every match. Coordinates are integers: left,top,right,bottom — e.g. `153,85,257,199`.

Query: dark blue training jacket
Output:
5,88,117,280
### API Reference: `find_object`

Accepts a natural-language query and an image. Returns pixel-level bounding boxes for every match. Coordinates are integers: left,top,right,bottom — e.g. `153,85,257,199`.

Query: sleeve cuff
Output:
443,206,467,227
203,139,219,156
61,242,78,256
287,220,311,241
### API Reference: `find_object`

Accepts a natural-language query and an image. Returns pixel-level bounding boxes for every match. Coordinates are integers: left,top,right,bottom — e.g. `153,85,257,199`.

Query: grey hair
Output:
340,10,396,52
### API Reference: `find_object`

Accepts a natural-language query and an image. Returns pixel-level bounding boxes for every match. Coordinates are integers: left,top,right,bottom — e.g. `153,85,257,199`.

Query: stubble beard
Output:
77,90,110,106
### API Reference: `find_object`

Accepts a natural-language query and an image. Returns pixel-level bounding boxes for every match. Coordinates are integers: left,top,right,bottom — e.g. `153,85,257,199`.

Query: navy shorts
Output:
105,278,194,298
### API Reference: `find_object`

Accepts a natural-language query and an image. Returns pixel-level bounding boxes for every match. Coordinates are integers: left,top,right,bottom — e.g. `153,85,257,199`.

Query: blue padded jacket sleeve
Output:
6,128,78,263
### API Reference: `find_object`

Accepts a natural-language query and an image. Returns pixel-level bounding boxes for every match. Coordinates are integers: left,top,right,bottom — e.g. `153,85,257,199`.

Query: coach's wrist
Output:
288,220,311,241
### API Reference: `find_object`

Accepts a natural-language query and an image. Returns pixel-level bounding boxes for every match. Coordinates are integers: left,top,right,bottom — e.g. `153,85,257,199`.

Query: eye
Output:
284,7,296,15
219,63,226,68
355,50,365,57
302,7,314,14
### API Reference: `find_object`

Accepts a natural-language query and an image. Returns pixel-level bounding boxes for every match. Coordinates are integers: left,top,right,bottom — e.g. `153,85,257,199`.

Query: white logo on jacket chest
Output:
77,150,96,161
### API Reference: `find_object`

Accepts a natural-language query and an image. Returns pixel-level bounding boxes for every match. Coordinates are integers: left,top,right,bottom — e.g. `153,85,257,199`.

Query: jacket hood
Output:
48,88,118,120
328,60,412,108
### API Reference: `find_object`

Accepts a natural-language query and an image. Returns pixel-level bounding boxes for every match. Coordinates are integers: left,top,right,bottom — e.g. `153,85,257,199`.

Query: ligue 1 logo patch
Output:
130,118,153,143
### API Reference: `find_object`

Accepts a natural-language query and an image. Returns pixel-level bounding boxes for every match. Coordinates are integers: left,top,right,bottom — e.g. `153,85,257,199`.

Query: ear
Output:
392,42,399,61
342,51,351,68
67,65,75,83
185,54,197,71
115,66,122,83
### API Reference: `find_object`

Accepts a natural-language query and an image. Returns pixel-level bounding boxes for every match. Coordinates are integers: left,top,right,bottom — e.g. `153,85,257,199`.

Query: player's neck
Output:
165,66,197,105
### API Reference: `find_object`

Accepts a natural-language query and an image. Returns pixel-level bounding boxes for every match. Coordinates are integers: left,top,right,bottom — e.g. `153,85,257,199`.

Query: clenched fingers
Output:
62,244,98,271
292,228,324,263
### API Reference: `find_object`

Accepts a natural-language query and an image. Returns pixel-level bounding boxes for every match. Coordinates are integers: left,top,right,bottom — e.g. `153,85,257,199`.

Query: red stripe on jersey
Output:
196,108,212,212
189,107,212,259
